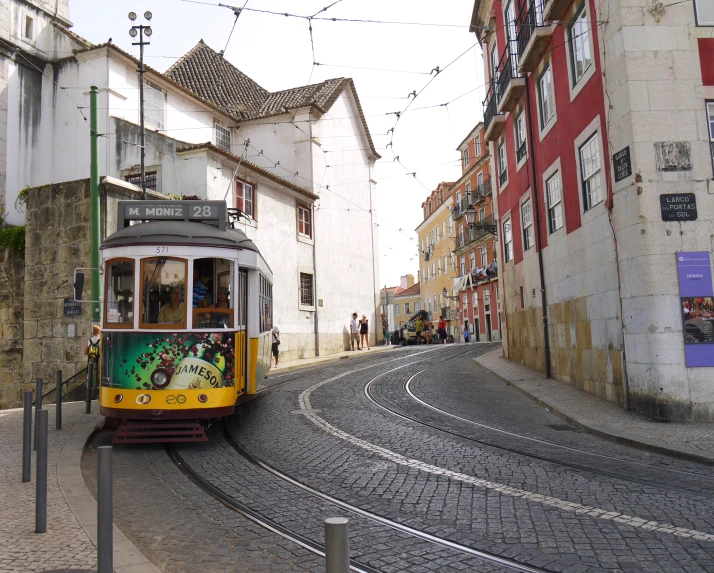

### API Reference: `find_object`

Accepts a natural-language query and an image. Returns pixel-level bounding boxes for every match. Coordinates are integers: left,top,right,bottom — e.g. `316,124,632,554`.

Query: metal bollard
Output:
86,362,94,414
56,370,63,431
34,378,43,451
324,517,350,573
35,409,48,533
97,446,113,573
22,391,32,482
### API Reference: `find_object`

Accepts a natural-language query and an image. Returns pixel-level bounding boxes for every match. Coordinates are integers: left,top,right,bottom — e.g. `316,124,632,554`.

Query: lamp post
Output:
129,11,153,201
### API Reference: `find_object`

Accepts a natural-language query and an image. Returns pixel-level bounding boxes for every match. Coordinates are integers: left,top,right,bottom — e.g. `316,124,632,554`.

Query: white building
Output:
1,3,382,358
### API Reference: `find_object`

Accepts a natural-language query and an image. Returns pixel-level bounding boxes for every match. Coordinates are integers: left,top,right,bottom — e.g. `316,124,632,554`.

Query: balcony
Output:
543,0,570,21
451,196,471,221
496,41,525,114
455,214,497,250
516,0,557,73
452,178,493,220
483,81,505,142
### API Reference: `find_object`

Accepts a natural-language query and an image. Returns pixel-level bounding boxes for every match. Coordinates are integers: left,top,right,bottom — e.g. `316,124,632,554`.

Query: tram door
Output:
235,270,248,394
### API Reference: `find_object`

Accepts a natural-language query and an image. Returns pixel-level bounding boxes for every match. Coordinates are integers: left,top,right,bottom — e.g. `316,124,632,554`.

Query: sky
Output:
68,0,486,288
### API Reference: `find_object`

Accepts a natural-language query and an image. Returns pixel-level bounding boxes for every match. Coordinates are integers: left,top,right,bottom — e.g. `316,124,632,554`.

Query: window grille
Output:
125,171,158,191
299,273,314,306
215,123,231,152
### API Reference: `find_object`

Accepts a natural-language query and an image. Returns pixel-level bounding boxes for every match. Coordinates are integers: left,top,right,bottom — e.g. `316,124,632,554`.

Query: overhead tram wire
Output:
220,0,249,55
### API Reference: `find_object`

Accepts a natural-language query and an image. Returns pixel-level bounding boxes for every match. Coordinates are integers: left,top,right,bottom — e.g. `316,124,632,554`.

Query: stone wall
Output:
0,246,24,408
22,180,92,395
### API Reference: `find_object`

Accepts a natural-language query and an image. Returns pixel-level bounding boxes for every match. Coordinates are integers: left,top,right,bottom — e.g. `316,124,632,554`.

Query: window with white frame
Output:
515,110,527,162
144,81,166,130
433,296,437,311
426,267,430,280
473,292,478,307
498,139,508,185
463,147,470,166
480,246,487,266
479,207,485,221
24,15,34,39
545,172,564,234
438,259,442,275
579,133,604,211
298,203,312,238
415,302,420,312
477,171,484,191
450,254,455,270
538,64,555,128
521,199,534,251
460,256,466,275
436,226,440,243
503,220,513,262
707,101,714,174
405,302,411,315
442,221,446,238
694,0,714,25
568,4,592,86
443,255,448,272
432,262,436,277
466,182,471,196
463,295,469,307
236,178,255,219
439,293,444,308
395,304,400,316
448,216,453,233
470,251,476,270
215,123,231,152
474,135,481,156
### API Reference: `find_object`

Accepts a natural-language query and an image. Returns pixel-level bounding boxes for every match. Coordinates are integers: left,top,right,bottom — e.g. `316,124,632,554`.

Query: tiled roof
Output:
395,283,420,297
166,41,268,116
175,142,319,200
165,41,379,157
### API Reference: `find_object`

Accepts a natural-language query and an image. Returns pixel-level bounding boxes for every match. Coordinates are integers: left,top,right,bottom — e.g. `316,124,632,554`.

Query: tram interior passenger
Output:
142,258,186,325
193,258,233,329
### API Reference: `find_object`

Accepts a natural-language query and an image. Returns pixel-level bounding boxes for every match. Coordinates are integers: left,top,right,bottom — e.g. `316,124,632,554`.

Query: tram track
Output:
168,344,554,573
363,363,714,499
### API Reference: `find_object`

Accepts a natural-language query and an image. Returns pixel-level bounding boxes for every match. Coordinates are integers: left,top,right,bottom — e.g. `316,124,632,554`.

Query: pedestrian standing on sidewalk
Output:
360,314,370,350
271,323,280,367
83,324,102,387
414,315,424,345
350,312,361,350
463,325,470,343
437,315,447,344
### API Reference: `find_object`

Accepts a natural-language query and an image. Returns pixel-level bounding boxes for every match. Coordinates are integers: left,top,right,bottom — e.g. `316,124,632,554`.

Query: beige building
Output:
416,182,459,337
380,274,421,332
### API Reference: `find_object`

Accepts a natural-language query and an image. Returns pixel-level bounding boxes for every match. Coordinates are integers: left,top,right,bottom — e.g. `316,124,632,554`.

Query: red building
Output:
451,123,501,341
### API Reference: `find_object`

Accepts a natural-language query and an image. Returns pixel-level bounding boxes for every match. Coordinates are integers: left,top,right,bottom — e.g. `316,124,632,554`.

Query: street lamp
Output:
129,11,154,201
442,287,459,301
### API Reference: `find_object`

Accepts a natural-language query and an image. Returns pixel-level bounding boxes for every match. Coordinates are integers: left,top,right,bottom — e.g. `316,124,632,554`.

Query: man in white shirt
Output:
271,324,280,367
349,312,361,350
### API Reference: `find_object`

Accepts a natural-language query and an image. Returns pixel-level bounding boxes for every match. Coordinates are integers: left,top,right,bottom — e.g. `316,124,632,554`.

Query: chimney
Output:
402,274,415,288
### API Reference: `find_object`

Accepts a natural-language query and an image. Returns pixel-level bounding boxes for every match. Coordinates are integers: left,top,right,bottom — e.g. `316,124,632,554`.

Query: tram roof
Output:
101,220,258,251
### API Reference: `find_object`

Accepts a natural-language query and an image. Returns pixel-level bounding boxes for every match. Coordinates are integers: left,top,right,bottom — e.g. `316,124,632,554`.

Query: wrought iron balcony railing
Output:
516,0,545,57
496,41,521,102
516,141,527,162
456,214,497,249
483,80,500,134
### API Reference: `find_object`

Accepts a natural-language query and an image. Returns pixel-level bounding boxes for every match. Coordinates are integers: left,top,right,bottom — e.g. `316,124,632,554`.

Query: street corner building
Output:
470,0,714,420
0,0,382,407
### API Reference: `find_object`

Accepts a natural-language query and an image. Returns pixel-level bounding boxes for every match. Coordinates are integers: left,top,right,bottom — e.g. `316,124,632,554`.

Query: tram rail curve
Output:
363,363,714,498
168,344,554,573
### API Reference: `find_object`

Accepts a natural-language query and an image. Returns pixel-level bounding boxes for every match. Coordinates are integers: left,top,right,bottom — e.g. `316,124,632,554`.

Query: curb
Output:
269,345,400,375
58,412,161,573
473,357,714,466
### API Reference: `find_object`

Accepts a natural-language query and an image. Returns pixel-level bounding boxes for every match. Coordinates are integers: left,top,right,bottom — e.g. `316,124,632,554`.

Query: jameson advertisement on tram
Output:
102,332,236,390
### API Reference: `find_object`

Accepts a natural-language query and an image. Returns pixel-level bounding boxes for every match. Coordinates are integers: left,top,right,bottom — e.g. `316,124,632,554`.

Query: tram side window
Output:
193,258,234,329
141,258,187,327
259,274,273,332
105,260,134,326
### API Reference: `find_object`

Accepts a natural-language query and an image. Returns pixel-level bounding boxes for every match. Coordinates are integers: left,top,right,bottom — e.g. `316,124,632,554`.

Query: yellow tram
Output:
97,200,273,441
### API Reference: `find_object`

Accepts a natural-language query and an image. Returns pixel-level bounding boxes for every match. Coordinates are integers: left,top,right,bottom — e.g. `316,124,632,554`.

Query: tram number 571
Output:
156,246,169,254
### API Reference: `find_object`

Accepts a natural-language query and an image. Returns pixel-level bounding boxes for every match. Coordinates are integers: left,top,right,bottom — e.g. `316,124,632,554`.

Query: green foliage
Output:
15,185,30,213
0,226,25,255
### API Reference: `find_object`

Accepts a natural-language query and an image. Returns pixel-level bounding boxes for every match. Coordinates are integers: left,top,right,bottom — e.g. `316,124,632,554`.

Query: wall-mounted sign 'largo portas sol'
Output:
677,252,714,368
660,193,697,221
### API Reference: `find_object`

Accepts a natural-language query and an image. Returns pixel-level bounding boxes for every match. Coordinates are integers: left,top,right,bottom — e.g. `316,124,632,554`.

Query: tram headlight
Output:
151,369,171,389
198,393,208,404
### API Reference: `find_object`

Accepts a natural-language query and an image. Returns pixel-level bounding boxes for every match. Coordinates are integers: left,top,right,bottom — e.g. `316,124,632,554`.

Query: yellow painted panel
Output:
100,386,237,410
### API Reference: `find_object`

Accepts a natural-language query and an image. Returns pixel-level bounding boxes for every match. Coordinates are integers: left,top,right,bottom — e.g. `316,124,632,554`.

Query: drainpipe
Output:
90,86,101,323
368,163,379,345
523,74,551,378
309,115,319,356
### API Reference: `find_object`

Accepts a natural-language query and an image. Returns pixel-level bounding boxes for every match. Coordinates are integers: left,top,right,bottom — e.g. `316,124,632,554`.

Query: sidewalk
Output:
475,348,714,465
0,401,158,573
273,343,400,374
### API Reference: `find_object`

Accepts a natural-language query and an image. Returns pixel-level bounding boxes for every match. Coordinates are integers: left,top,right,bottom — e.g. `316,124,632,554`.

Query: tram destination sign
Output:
660,193,697,222
119,200,226,229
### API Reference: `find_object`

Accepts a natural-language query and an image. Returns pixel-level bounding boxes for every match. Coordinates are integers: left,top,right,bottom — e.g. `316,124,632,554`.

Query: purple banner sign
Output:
676,252,714,368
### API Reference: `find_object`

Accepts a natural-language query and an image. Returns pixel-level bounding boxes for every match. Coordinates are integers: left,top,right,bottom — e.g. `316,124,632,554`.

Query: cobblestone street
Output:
80,344,714,572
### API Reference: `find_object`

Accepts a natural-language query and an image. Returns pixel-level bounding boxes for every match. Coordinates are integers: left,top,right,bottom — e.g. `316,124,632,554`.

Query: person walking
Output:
350,312,361,350
360,314,370,350
271,323,280,367
437,315,447,344
414,315,424,345
83,324,102,388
